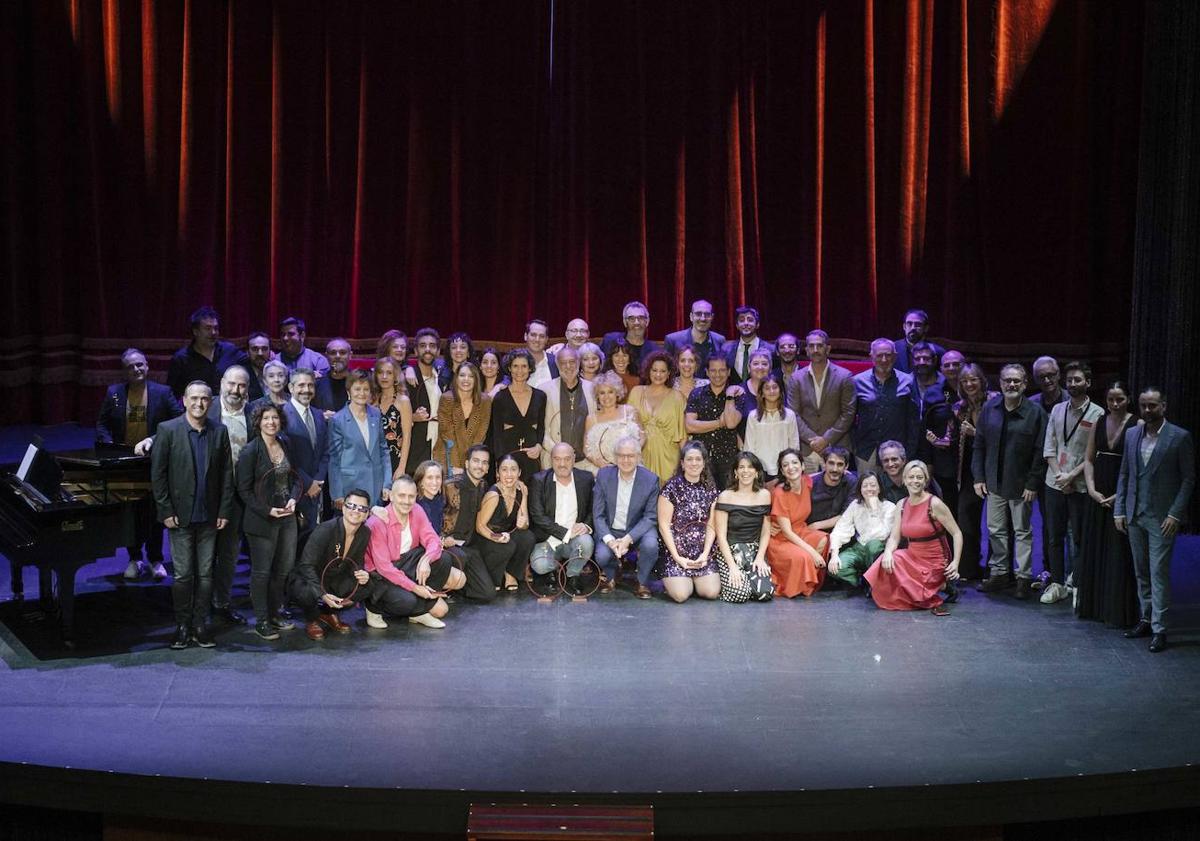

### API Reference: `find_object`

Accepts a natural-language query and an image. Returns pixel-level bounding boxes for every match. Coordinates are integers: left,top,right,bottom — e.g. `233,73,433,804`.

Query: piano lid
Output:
55,447,151,470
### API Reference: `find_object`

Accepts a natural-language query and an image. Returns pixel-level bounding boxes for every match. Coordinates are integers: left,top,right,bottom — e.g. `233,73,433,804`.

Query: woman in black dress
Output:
713,451,774,603
371,356,412,478
488,348,546,485
474,453,535,592
1076,380,1140,627
941,363,996,581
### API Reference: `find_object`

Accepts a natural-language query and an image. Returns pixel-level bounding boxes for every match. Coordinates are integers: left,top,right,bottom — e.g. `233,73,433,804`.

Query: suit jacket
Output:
538,377,596,468
437,393,493,470
327,404,392,504
720,337,776,384
280,400,330,488
592,464,659,543
96,381,180,445
971,396,1048,499
1115,421,1195,523
785,362,857,457
892,338,947,373
406,364,446,473
235,434,300,538
663,328,726,369
150,415,234,528
529,468,595,543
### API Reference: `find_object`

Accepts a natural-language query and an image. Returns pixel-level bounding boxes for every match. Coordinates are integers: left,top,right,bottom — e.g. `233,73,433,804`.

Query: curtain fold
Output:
1,0,1143,424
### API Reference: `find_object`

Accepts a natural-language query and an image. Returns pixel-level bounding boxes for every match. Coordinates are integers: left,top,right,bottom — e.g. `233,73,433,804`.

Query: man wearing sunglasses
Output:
288,489,372,641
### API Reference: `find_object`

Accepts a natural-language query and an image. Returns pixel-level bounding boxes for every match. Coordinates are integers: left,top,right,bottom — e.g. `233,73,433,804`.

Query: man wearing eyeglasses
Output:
601,300,661,373
972,363,1048,600
547,318,592,357
664,299,726,371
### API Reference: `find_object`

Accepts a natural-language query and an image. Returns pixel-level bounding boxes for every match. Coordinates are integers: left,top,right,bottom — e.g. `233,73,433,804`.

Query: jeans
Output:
212,498,245,609
167,523,218,628
247,519,298,624
530,533,595,578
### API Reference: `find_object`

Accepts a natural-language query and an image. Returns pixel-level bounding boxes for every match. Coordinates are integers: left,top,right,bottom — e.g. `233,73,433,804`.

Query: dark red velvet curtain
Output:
1,0,1143,424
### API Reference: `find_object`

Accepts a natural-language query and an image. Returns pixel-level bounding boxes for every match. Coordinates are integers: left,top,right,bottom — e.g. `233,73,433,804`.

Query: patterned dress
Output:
715,501,773,603
381,402,404,474
659,475,721,578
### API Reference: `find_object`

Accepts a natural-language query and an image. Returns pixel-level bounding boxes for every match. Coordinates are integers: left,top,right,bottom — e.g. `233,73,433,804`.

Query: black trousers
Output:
365,547,462,618
956,486,986,580
476,530,535,591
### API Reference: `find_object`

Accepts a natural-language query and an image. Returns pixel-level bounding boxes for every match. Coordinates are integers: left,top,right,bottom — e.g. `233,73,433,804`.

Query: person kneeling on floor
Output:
287,487,373,641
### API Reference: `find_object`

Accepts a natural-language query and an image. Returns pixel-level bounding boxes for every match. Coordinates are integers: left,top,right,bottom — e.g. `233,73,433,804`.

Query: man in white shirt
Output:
529,444,596,593
592,437,660,598
524,319,559,389
206,365,253,625
1040,361,1105,604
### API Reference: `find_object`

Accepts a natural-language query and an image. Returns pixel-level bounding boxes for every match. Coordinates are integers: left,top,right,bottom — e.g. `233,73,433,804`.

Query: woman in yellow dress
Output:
627,351,686,484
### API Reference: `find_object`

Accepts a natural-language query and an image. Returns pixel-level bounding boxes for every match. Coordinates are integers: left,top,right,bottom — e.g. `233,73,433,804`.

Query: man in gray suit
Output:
1115,387,1195,653
593,437,660,599
151,381,235,649
786,329,857,473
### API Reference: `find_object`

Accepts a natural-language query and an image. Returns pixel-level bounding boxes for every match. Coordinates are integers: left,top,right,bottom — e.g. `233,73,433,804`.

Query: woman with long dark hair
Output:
713,451,774,603
765,448,829,598
657,441,722,603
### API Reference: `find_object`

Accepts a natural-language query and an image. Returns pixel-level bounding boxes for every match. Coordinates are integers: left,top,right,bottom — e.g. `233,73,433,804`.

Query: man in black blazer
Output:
721,306,775,385
529,443,595,592
663,299,726,371
281,367,329,533
97,348,181,579
151,381,235,649
972,363,1048,600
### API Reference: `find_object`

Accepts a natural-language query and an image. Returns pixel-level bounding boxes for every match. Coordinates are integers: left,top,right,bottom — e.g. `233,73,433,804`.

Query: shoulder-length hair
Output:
672,440,716,490
502,347,536,379
578,342,606,371
852,470,884,504
376,329,407,361
446,332,475,366
449,360,483,406
639,350,676,385
605,338,633,373
727,451,766,492
758,372,787,414
412,460,444,499
371,356,407,402
775,447,805,490
250,402,282,437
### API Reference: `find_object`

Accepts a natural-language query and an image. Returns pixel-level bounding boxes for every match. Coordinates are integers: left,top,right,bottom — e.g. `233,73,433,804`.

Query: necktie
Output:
303,407,316,445
739,342,751,380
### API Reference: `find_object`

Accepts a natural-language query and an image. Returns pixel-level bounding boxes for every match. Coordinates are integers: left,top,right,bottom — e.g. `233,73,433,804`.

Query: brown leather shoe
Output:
320,613,351,634
634,584,652,600
305,621,325,641
598,576,616,594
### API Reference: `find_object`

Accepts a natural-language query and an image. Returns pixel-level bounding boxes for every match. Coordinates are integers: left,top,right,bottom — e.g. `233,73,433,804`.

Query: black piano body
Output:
1,446,151,646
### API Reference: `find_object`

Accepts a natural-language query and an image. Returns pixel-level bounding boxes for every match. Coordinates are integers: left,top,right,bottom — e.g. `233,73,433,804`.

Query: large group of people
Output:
94,302,1192,654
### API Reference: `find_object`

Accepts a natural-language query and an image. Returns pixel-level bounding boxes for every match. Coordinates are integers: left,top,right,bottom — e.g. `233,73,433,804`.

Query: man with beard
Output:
441,444,498,602
1115,387,1195,653
1039,361,1104,604
278,316,330,378
547,317,592,358
877,440,943,504
806,447,857,532
281,367,329,533
892,308,946,373
788,329,857,473
973,364,1048,599
773,333,802,385
685,355,747,487
406,328,446,475
721,306,775,385
663,299,725,370
166,306,250,399
539,346,596,469
524,319,559,388
314,337,352,417
601,301,660,373
206,365,253,625
245,332,275,402
98,348,182,579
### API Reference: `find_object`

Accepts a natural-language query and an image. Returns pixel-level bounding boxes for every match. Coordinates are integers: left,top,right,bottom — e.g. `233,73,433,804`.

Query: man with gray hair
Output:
601,300,660,373
592,436,660,598
850,338,919,474
529,443,596,593
539,346,596,470
972,363,1048,599
281,367,329,531
206,364,253,625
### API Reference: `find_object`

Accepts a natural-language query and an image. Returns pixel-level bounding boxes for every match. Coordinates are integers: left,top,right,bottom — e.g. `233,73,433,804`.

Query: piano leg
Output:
55,564,77,648
8,560,22,602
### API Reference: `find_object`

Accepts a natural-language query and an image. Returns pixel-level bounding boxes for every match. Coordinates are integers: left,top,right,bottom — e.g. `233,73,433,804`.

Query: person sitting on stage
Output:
878,440,942,503
237,404,300,641
364,475,459,629
438,360,492,475
806,446,856,532
529,443,596,594
864,460,963,614
328,370,392,509
826,471,896,591
593,436,661,598
97,348,181,580
475,453,537,593
578,342,605,383
278,316,330,378
412,460,472,591
444,444,502,602
765,448,828,598
314,337,352,417
287,488,372,641
166,306,250,399
657,441,722,603
713,452,774,603
539,347,596,471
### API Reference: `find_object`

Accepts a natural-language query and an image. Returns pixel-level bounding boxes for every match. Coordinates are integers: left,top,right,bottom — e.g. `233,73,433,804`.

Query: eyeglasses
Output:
1000,378,1025,385
343,501,370,513
691,311,713,318
625,315,649,322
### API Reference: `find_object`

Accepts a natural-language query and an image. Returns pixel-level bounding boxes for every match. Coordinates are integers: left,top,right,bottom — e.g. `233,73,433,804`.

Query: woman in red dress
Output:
864,459,963,614
766,448,830,597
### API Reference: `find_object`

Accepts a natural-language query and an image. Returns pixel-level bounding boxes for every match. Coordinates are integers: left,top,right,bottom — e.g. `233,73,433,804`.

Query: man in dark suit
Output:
786,329,857,472
280,367,329,533
97,348,182,579
151,381,235,649
1115,387,1195,653
529,443,596,593
593,436,660,598
206,365,253,626
720,306,775,385
601,300,661,374
663,299,726,371
892,308,946,373
972,363,1048,600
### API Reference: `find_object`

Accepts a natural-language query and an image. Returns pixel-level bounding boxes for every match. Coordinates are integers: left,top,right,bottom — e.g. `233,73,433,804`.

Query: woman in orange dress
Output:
766,448,830,597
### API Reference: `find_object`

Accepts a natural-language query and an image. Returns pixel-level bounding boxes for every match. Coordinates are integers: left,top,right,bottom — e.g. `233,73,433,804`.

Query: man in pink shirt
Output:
363,476,464,629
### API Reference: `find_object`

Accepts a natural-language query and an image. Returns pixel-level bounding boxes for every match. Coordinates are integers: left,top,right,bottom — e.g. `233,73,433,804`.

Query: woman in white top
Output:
583,372,644,472
744,373,799,482
827,470,896,589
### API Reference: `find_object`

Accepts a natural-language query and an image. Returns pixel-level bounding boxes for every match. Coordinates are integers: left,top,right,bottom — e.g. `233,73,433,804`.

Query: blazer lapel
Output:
1144,423,1173,477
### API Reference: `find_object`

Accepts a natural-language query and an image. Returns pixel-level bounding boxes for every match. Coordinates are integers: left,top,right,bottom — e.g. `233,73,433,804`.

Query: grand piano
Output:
0,440,151,647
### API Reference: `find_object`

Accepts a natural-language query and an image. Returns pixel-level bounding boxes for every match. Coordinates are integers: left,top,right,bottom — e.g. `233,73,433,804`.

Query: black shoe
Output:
1013,579,1032,600
213,606,247,625
169,625,190,650
190,625,216,648
1124,620,1152,639
943,581,959,603
565,575,581,595
978,575,1011,594
1149,633,1167,653
254,621,280,641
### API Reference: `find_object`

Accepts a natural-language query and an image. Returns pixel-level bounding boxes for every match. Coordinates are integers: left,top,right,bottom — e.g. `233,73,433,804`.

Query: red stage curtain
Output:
0,0,1143,424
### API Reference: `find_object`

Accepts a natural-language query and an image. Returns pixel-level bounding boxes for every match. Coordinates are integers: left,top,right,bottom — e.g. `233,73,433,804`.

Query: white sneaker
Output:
1066,571,1075,588
364,607,388,629
123,560,147,580
150,562,168,580
408,613,445,629
1040,582,1069,604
